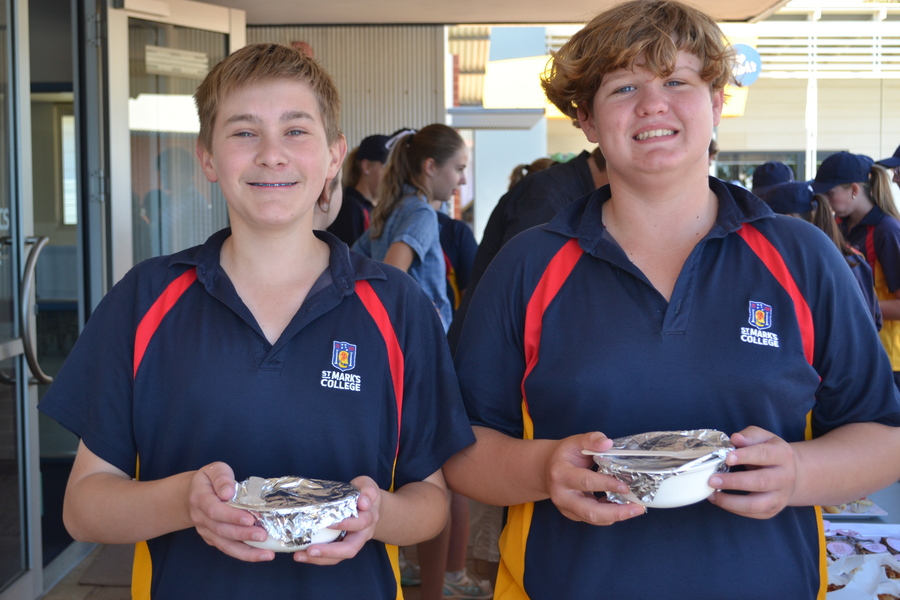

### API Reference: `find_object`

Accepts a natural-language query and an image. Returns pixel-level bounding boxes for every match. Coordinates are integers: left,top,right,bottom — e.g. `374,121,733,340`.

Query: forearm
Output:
373,476,449,546
790,422,900,507
64,470,195,544
878,296,900,320
443,426,557,506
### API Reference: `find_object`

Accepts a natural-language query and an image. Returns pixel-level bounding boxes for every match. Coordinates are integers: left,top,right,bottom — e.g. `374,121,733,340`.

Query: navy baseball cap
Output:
877,144,900,169
811,152,872,194
356,134,389,163
751,162,794,196
760,181,814,215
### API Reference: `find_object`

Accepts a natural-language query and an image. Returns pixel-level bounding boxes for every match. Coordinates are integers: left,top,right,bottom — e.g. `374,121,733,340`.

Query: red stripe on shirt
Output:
522,238,584,409
133,268,198,378
866,225,877,274
355,280,404,462
737,224,815,365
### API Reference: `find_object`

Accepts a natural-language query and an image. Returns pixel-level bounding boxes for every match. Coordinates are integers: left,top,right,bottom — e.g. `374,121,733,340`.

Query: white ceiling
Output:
207,0,791,26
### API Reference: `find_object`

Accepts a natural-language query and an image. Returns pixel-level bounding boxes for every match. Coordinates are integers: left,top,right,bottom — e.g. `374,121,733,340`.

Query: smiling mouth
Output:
634,129,676,141
249,182,296,187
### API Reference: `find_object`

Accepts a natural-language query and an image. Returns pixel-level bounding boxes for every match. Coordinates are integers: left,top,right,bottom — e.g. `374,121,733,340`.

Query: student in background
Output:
751,160,794,198
328,134,388,245
761,180,881,329
813,151,900,389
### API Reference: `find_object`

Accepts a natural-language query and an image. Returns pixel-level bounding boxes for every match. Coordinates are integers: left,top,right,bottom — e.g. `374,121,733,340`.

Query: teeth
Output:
251,182,295,187
635,129,676,141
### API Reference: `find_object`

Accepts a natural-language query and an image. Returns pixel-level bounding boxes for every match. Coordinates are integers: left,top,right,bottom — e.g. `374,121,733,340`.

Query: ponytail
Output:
369,124,464,238
344,146,360,188
868,165,900,222
810,193,855,259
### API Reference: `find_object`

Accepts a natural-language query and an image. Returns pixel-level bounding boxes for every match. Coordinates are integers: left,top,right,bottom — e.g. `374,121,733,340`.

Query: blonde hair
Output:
194,43,342,152
369,124,464,238
542,0,735,123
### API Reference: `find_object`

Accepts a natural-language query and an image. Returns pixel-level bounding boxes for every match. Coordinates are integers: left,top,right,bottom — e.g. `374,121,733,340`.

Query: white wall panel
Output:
248,26,446,149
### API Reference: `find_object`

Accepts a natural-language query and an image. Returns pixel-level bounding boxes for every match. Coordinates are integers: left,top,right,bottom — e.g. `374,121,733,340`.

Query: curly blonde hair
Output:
542,0,735,124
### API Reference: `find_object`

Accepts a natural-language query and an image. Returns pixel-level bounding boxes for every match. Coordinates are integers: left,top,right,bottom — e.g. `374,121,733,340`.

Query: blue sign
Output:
732,43,762,86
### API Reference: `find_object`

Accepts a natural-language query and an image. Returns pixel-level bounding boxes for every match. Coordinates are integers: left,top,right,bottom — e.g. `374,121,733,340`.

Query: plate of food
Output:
822,498,888,519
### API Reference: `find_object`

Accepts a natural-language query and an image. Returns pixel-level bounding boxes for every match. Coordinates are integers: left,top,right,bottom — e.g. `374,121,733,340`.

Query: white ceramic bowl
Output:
244,527,343,552
616,456,725,508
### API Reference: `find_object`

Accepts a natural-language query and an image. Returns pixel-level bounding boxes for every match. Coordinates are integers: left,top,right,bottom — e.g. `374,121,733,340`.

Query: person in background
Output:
444,2,900,598
353,125,464,333
447,147,608,351
327,134,388,245
751,160,794,197
38,43,475,599
813,151,900,389
311,170,343,232
877,143,900,186
353,125,490,600
761,180,882,329
428,197,488,600
507,157,556,191
432,200,478,318
707,138,718,165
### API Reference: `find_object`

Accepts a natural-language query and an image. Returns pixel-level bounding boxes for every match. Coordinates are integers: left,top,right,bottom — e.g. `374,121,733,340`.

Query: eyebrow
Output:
223,110,316,125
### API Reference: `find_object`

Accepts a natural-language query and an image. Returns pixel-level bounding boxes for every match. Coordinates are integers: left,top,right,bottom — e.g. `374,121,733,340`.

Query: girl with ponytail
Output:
761,179,882,329
813,152,900,386
354,124,468,331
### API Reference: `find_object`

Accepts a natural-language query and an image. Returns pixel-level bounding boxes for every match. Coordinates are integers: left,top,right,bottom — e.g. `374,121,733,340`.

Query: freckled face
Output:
196,79,343,233
578,50,723,180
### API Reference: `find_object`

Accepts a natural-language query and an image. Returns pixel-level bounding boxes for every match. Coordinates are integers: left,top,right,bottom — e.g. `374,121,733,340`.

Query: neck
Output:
221,225,327,286
848,199,875,229
355,181,377,203
604,170,716,243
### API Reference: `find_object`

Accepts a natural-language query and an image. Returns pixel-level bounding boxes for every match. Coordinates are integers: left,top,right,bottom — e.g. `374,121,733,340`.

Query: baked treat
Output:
827,541,856,560
822,504,847,514
883,538,900,555
859,542,888,555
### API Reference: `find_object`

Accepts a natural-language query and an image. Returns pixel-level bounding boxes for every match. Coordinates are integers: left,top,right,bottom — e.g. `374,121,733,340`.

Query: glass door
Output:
108,0,245,281
0,0,46,597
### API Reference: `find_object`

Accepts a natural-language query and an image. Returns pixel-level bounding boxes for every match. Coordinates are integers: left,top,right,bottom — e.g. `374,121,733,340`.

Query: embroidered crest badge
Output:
332,341,357,372
748,301,772,330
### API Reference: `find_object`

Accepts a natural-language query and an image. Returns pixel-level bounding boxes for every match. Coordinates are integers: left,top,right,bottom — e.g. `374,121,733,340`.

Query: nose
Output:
635,85,667,116
256,134,287,167
458,171,467,186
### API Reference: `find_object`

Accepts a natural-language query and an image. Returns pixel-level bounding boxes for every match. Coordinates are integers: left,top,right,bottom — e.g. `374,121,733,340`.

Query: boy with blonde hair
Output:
41,43,473,598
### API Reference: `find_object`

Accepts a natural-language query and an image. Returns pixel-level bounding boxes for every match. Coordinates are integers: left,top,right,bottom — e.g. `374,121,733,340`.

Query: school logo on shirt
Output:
321,341,362,391
332,341,357,372
740,301,780,348
748,301,772,330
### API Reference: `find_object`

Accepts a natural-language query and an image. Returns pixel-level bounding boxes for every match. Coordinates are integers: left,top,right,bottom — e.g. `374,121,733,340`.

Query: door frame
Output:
107,0,244,284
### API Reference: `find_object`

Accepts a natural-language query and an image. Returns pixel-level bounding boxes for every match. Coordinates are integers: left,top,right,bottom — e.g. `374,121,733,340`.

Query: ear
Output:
576,105,600,144
196,138,218,183
711,88,725,128
326,135,348,180
423,157,438,177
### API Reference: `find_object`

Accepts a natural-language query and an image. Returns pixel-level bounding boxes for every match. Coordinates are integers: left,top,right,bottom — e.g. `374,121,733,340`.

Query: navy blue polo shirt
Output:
455,179,900,600
840,205,900,369
436,212,477,311
39,229,474,599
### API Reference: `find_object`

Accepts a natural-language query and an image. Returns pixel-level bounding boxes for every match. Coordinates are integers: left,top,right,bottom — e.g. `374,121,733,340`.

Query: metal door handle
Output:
21,236,52,384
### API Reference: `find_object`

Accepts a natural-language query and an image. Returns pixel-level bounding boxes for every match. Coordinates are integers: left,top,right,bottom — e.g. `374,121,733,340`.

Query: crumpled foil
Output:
228,476,359,550
594,430,734,506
